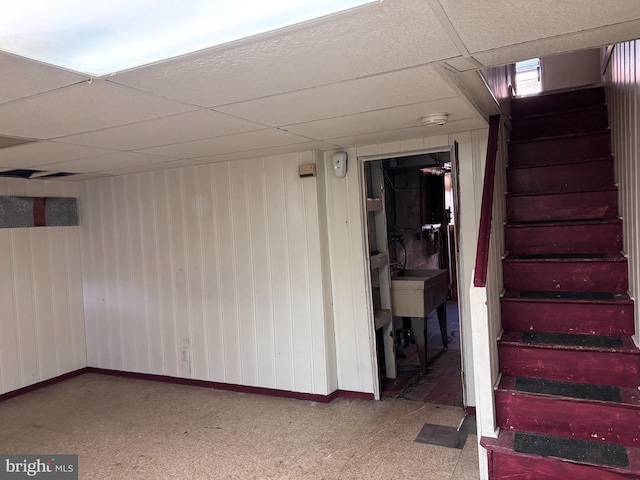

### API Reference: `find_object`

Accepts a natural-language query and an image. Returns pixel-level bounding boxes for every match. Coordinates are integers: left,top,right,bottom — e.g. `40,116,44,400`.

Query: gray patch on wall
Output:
0,197,78,228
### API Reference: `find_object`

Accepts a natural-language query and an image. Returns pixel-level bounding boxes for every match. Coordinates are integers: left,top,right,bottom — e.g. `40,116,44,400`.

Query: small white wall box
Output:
332,151,348,177
298,163,317,178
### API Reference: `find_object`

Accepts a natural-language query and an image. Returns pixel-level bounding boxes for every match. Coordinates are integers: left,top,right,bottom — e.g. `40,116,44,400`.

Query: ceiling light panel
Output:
0,0,377,76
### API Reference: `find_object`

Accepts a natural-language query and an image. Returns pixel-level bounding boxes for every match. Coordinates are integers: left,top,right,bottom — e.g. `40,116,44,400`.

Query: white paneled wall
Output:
0,178,86,395
323,149,377,396
605,40,640,341
325,130,489,397
79,152,336,395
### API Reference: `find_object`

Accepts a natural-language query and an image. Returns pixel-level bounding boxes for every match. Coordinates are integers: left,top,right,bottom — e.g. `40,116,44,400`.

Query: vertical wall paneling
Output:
198,167,224,382
229,161,258,386
246,159,276,389
212,163,242,384
0,178,86,396
153,171,180,377
606,40,640,342
125,174,151,374
324,149,377,395
263,160,295,391
0,230,20,393
79,152,333,395
314,154,338,393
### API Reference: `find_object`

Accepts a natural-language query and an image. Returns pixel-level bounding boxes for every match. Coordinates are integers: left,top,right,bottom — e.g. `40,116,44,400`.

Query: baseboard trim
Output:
336,390,376,401
86,368,375,403
0,367,89,404
0,367,375,404
466,406,477,416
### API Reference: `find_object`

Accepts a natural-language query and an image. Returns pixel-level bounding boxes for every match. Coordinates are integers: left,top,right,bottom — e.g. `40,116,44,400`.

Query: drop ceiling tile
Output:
54,173,112,182
444,57,482,72
32,151,177,173
474,20,640,67
0,141,112,168
95,158,208,176
56,109,265,150
438,0,640,54
109,0,459,107
194,140,341,164
0,52,88,105
0,80,196,140
215,66,458,126
326,117,487,147
139,128,312,158
282,98,477,140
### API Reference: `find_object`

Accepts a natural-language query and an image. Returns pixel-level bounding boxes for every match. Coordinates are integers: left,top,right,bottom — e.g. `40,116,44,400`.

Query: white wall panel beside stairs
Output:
606,39,640,343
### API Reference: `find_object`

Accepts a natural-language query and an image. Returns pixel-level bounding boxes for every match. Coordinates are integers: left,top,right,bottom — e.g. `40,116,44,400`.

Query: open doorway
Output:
363,151,464,406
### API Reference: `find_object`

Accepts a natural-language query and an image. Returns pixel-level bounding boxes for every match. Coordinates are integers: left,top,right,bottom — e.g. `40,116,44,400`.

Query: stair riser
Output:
511,87,606,119
509,131,611,168
511,107,609,142
503,260,629,293
507,190,618,222
505,223,622,255
498,345,640,387
496,391,640,447
490,451,635,480
501,299,635,336
508,158,615,195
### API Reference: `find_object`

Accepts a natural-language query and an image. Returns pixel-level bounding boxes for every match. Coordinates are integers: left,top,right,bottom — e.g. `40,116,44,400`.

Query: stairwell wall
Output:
605,39,640,343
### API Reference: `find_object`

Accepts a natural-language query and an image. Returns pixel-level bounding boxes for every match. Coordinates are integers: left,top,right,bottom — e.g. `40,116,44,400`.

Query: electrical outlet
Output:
181,347,189,362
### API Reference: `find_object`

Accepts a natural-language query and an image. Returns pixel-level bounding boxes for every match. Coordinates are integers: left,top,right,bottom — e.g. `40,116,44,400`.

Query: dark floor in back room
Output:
381,300,464,406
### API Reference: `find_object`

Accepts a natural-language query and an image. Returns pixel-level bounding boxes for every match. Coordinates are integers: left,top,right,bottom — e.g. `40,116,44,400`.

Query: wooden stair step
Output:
509,130,611,168
507,157,615,195
498,331,640,387
501,291,634,336
503,253,629,294
496,377,640,447
511,86,606,118
510,106,609,141
506,187,618,222
482,430,640,480
505,219,622,255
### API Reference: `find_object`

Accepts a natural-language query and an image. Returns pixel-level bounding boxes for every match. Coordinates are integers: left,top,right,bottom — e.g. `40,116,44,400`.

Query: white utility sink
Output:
390,269,448,318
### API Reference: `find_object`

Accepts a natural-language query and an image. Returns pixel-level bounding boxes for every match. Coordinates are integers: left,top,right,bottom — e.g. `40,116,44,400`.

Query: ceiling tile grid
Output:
0,0,638,179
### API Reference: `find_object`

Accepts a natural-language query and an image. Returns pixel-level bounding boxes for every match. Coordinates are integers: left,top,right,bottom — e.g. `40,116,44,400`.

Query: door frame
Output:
359,145,467,401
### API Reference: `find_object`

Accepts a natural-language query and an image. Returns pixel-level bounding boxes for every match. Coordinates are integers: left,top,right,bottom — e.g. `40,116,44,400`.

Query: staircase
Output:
481,86,640,479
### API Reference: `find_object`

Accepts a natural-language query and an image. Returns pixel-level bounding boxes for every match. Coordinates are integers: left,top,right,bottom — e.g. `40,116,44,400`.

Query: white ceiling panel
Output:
474,20,640,67
56,109,265,150
0,141,111,168
282,98,475,140
32,151,178,173
0,52,88,105
139,128,313,159
326,117,488,147
215,66,458,126
438,0,640,54
53,173,111,182
108,0,459,107
0,80,196,140
94,158,208,176
193,141,341,164
0,2,638,178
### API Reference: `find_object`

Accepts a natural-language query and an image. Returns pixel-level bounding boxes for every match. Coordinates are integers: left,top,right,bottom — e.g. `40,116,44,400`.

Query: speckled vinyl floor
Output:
0,374,480,479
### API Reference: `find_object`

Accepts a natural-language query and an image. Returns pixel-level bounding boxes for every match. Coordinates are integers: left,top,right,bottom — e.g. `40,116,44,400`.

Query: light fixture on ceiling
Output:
421,113,449,126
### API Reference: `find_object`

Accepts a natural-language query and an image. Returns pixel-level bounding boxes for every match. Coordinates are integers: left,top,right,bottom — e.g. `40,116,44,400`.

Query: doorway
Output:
363,150,464,406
